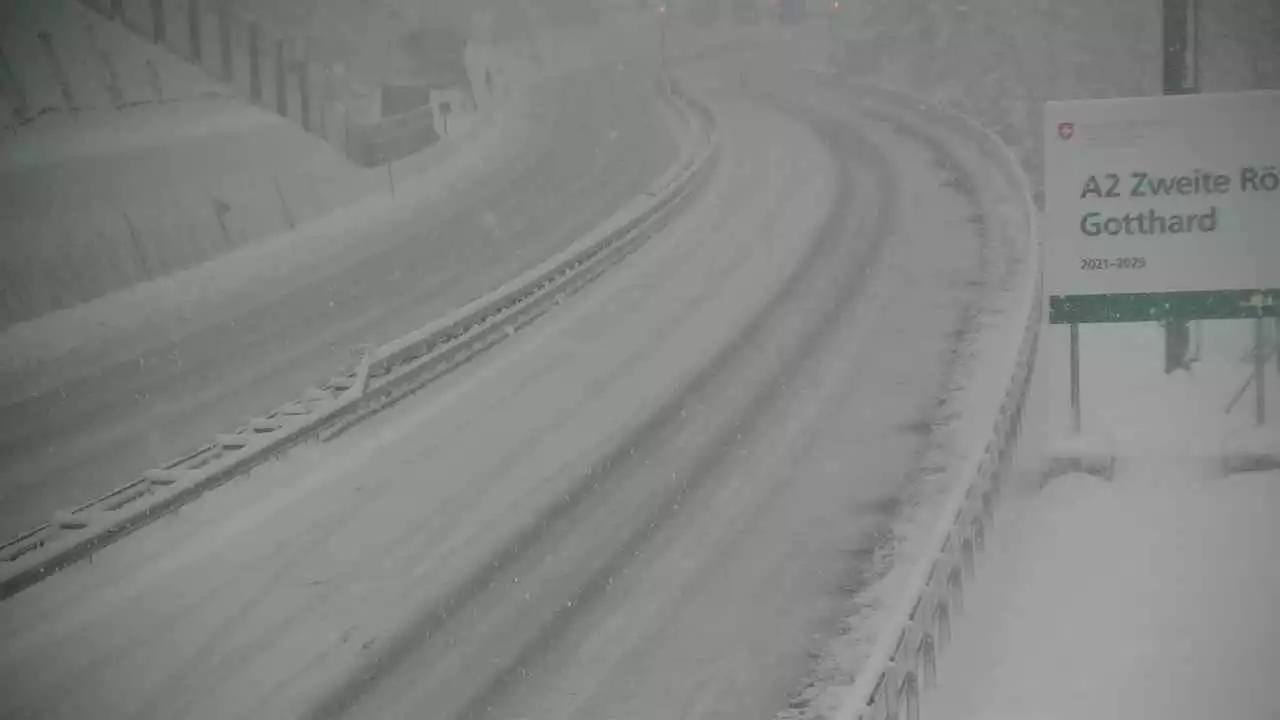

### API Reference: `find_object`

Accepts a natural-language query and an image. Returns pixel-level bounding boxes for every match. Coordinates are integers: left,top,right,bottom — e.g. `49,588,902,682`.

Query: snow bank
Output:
0,89,526,376
0,8,654,327
921,465,1280,720
911,305,1280,719
0,0,226,132
0,102,363,325
1041,432,1117,482
0,98,278,172
1222,426,1280,474
1038,321,1280,467
823,312,1280,720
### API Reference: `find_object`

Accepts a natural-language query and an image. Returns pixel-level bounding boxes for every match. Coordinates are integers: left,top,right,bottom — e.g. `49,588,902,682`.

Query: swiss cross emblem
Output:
1058,122,1076,140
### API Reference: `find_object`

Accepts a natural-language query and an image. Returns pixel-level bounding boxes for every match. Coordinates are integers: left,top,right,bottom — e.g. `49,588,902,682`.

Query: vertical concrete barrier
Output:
247,20,260,101
187,0,201,63
217,0,231,82
148,0,163,43
274,36,286,117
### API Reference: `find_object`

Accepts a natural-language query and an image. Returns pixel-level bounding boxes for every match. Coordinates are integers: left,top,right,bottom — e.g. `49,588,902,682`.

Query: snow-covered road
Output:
0,52,1010,719
0,56,678,537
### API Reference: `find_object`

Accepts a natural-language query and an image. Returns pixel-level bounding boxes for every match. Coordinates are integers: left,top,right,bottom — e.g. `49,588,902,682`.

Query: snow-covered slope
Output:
0,87,510,327
0,0,225,127
0,2,662,326
923,320,1280,720
0,0,542,327
923,466,1280,720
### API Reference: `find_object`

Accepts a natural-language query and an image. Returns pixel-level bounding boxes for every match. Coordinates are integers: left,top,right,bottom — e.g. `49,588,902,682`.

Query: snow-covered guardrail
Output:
0,73,720,601
829,82,1043,720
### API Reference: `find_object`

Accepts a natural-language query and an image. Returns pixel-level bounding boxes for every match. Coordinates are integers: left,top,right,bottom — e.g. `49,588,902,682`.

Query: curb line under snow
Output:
814,80,1044,720
0,73,721,602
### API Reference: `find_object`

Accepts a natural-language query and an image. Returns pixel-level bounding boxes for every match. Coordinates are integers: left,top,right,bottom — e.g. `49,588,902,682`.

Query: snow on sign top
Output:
1044,90,1280,298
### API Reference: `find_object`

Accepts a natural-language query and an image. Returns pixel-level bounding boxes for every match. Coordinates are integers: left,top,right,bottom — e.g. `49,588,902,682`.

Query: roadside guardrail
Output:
826,80,1043,720
0,73,720,601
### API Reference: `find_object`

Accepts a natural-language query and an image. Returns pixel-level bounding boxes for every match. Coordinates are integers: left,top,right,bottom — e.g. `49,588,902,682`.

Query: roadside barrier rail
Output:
0,73,720,601
826,80,1043,720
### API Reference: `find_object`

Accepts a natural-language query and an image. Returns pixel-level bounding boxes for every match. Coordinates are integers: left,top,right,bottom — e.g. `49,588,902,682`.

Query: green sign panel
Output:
1044,91,1280,324
1049,289,1278,324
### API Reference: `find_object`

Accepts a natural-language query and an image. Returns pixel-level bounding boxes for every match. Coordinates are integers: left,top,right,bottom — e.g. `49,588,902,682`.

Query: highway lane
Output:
0,72,834,719
341,61,1002,720
0,52,679,537
0,49,1010,719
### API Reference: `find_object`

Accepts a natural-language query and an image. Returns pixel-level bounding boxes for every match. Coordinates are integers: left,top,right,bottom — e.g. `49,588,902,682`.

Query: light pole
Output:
1242,292,1274,426
659,3,668,75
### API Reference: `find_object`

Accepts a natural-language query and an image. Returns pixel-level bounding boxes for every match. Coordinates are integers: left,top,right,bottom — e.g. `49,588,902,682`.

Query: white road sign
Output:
1044,90,1280,297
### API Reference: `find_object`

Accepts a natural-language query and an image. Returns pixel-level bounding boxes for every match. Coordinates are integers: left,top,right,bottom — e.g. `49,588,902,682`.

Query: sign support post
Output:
1162,0,1199,373
1242,292,1274,425
1256,315,1266,425
1070,323,1081,434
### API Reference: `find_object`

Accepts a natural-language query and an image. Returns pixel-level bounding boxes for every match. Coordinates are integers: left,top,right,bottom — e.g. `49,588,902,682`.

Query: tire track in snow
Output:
310,84,898,720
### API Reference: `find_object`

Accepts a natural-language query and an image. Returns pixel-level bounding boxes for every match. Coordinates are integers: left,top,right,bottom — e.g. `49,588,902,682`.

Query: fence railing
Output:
1224,323,1279,416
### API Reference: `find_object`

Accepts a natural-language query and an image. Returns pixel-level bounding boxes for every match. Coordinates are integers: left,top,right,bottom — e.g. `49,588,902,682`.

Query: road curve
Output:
0,54,679,537
0,49,1005,720
346,60,1002,720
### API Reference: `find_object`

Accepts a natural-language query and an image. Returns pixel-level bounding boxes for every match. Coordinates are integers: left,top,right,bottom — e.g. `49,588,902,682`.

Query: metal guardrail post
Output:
1256,316,1267,425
